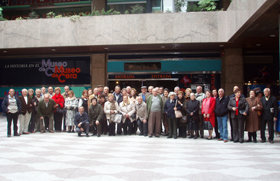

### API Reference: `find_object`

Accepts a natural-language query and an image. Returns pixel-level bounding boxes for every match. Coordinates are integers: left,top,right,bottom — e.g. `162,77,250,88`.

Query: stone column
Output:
91,0,106,12
222,48,244,95
91,54,107,88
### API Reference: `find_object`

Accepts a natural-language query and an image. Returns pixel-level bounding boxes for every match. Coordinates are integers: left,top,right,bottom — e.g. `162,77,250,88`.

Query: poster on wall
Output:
0,56,91,85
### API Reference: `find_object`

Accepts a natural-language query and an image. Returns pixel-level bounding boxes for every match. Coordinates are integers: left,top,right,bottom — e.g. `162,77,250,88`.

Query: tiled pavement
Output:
0,116,280,181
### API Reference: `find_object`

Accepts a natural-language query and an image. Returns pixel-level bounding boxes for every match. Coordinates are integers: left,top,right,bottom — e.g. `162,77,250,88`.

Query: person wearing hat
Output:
164,92,182,139
139,86,148,102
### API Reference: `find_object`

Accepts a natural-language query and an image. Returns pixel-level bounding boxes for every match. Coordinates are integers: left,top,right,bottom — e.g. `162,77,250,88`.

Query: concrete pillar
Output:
91,54,107,88
222,48,244,95
91,0,106,12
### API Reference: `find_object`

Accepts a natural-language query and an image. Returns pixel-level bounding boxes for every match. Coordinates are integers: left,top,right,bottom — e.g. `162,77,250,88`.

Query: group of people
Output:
1,84,279,143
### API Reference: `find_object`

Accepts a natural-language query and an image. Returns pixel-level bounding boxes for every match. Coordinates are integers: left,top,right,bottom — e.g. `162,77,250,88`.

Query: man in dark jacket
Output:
37,93,56,133
1,89,21,137
260,88,278,143
88,98,103,137
18,88,33,135
215,88,230,142
75,106,90,137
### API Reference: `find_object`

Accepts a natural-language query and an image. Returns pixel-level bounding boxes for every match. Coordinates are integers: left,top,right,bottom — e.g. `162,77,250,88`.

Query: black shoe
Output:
261,140,266,143
149,135,153,138
97,134,101,137
14,134,20,136
240,140,244,143
254,139,257,143
230,138,234,142
247,139,252,142
189,135,194,139
86,134,89,137
234,140,238,143
200,135,204,139
7,135,11,137
78,133,81,137
194,136,198,139
167,136,172,139
174,136,177,139
144,134,148,137
269,140,274,144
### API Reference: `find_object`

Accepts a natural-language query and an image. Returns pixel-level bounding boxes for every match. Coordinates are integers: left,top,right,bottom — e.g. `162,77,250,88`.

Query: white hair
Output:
22,89,28,93
35,89,41,94
264,88,270,92
190,93,195,97
44,93,50,98
148,86,154,90
218,88,224,93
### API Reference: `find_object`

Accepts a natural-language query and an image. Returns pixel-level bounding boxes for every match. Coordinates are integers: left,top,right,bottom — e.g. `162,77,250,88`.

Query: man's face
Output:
152,90,157,96
64,87,69,93
115,87,120,93
141,88,147,94
44,96,49,103
218,90,224,97
94,89,98,95
159,88,164,94
264,90,270,97
48,88,53,94
9,89,15,97
137,98,143,104
104,87,109,94
79,107,84,114
196,87,202,94
22,91,27,97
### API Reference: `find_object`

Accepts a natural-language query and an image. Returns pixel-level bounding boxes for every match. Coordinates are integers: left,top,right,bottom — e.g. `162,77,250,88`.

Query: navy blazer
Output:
164,98,182,119
1,95,21,116
74,112,89,126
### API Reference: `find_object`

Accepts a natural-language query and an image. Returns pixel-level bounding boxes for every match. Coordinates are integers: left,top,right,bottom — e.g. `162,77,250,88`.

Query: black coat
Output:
228,97,249,119
164,99,181,119
74,112,89,126
260,96,278,121
185,99,200,116
215,96,229,117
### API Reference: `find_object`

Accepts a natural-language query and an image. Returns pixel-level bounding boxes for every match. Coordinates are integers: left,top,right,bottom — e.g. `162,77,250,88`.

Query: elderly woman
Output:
185,93,200,139
65,90,78,133
104,93,119,136
79,90,89,113
246,90,262,143
161,88,169,136
177,91,187,138
164,92,181,139
119,95,136,135
52,87,65,132
228,88,249,143
28,89,37,133
201,90,216,140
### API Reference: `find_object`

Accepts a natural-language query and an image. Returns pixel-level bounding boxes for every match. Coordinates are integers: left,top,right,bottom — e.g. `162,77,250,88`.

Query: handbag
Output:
113,113,123,124
175,100,183,118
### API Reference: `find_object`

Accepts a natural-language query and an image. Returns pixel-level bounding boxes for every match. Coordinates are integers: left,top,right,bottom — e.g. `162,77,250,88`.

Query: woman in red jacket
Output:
52,87,65,132
201,90,216,140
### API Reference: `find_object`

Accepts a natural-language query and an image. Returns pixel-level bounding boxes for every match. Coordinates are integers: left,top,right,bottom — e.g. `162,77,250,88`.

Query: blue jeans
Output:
217,115,228,140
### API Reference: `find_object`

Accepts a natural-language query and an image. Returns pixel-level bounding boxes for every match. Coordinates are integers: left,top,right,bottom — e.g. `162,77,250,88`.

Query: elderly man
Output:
215,88,229,143
260,88,278,143
147,88,163,137
103,86,110,100
139,86,148,102
174,86,180,96
19,89,33,135
48,87,54,98
75,106,90,137
195,86,206,138
2,89,21,137
62,86,70,99
41,87,46,97
146,86,154,99
113,85,123,104
33,89,43,132
136,96,148,136
38,93,56,133
88,98,103,137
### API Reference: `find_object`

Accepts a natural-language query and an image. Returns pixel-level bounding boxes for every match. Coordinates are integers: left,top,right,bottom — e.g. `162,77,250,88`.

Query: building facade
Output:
0,0,279,99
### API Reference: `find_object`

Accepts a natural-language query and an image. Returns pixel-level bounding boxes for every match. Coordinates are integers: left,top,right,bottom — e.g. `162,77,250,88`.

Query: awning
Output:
107,0,147,5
